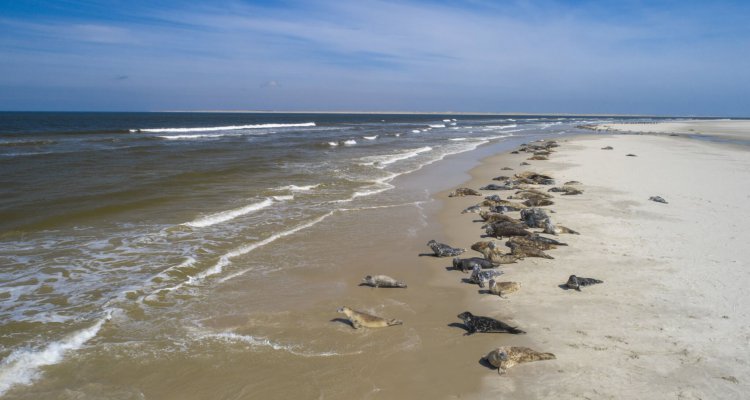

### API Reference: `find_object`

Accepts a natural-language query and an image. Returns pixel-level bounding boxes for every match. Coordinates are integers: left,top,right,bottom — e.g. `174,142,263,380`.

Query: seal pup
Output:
543,221,579,235
453,257,498,272
457,311,525,335
427,240,465,257
449,188,481,197
488,279,521,298
565,275,603,291
361,275,407,288
337,306,402,329
649,196,668,204
485,346,556,374
469,265,503,288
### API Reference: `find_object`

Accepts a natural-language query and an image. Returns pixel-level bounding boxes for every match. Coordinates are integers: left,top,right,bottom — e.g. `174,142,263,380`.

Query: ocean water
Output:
0,112,648,397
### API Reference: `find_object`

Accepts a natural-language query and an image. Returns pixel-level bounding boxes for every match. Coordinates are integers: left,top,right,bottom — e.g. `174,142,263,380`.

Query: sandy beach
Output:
585,119,750,142
432,122,750,399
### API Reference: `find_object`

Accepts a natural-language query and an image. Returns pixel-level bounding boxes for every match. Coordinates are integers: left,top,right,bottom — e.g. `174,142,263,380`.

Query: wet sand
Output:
439,131,750,398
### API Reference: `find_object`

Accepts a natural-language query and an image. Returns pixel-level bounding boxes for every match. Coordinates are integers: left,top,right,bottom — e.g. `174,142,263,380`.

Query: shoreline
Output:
432,125,750,398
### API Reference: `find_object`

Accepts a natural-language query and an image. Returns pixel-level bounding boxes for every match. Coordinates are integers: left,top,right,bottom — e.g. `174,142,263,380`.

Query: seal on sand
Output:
362,275,407,288
507,236,560,250
337,306,403,329
461,204,482,214
485,222,532,238
649,196,668,204
449,187,482,197
523,198,554,207
457,311,525,335
469,265,503,288
500,167,514,171
488,279,521,298
453,257,498,272
543,221,579,235
565,275,603,291
563,180,582,185
471,241,518,264
601,146,614,150
427,240,466,257
485,346,556,374
506,241,554,259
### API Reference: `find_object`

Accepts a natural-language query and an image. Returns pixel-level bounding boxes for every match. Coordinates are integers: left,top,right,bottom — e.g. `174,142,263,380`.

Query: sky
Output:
0,0,748,115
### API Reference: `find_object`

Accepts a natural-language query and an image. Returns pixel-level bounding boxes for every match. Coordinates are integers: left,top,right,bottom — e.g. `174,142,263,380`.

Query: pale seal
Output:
362,275,407,288
461,204,483,214
336,306,403,329
506,241,554,259
427,240,466,257
470,241,518,264
520,161,531,166
449,188,482,197
543,221,579,235
456,311,525,335
488,279,521,298
565,275,603,291
485,346,556,374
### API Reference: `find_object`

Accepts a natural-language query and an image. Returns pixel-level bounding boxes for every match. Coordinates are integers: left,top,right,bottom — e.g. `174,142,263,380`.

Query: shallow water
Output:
0,112,652,398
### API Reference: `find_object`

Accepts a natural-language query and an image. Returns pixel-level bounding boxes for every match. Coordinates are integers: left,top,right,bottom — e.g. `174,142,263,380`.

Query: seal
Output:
427,240,465,257
500,167,514,171
461,204,482,214
337,306,403,329
520,162,531,166
485,222,532,238
480,183,514,191
649,196,668,204
514,171,555,185
469,265,503,288
520,208,550,228
361,275,407,288
470,241,518,264
626,153,637,157
485,346,556,374
548,186,583,195
563,180,582,185
543,221,579,235
515,189,553,199
492,175,511,181
488,279,521,298
506,241,554,259
449,188,482,197
601,146,614,150
527,155,548,160
479,211,519,224
523,198,554,207
565,275,603,291
457,311,525,335
453,257,498,272
507,236,559,250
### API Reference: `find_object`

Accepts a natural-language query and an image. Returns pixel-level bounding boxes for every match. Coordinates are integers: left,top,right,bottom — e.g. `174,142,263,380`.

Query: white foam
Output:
276,184,319,192
449,138,467,141
451,119,457,121
343,139,357,146
187,211,335,284
394,133,401,137
360,146,432,168
158,133,242,140
0,316,108,395
429,124,445,128
184,197,284,228
136,122,316,133
484,124,517,129
411,130,421,133
328,141,338,147
442,119,451,122
362,135,378,140
449,122,457,126
200,332,360,357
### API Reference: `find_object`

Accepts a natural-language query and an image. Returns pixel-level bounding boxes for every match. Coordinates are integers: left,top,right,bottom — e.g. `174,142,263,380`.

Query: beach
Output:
1,116,749,399
437,123,749,398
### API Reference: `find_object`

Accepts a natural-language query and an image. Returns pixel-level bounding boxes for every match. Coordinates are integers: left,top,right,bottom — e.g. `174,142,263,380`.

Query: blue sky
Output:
0,0,748,115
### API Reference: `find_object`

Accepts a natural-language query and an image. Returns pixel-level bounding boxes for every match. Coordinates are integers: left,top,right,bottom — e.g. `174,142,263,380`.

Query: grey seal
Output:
649,196,668,204
457,311,525,335
488,279,521,298
449,188,482,197
337,306,403,329
427,240,465,257
361,275,407,288
453,257,497,272
469,265,503,288
565,275,603,291
485,346,556,374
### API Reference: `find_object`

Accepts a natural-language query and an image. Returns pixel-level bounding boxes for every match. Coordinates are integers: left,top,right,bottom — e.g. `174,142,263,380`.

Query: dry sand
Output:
587,119,750,142
433,128,750,399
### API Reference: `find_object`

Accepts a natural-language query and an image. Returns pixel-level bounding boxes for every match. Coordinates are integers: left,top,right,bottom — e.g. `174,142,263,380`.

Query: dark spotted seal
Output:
492,175,511,181
453,257,497,272
485,222,532,238
507,236,559,250
337,306,402,329
565,275,603,291
485,346,556,374
449,188,482,197
361,275,407,288
480,183,514,191
469,265,503,288
649,196,668,204
427,240,465,257
523,198,554,207
506,241,554,259
457,311,525,335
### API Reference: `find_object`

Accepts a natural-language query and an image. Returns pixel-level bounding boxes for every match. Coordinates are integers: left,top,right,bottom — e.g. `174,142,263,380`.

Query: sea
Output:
0,112,654,398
